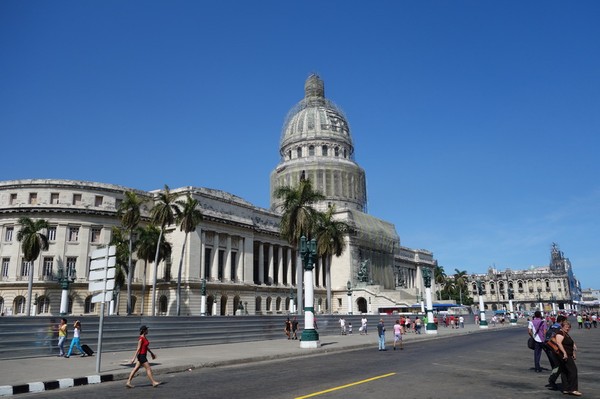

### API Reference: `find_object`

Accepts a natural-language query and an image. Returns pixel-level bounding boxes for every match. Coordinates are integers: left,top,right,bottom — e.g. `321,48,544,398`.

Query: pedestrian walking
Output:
360,316,367,335
339,317,346,335
57,318,67,357
348,322,353,335
284,317,292,339
65,320,85,358
414,317,422,334
126,325,161,389
576,314,583,329
377,319,386,351
291,316,299,340
544,314,566,390
528,310,547,372
555,320,581,396
393,320,403,350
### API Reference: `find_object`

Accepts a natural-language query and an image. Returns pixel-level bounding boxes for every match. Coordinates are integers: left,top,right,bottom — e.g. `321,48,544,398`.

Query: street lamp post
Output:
200,278,207,316
477,280,488,329
422,268,437,335
537,288,544,316
550,294,556,315
299,236,320,348
56,264,76,316
289,288,296,314
346,281,353,315
508,288,517,325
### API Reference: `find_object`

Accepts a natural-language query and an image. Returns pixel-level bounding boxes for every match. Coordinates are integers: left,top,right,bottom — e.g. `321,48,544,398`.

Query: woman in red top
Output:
126,325,160,388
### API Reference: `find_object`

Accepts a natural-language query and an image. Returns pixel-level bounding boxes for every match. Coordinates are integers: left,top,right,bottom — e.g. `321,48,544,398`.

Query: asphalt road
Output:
20,326,600,399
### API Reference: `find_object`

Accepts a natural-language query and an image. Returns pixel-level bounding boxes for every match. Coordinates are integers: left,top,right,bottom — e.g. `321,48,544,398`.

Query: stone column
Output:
200,231,206,279
268,244,274,285
211,233,219,281
286,248,292,286
224,235,232,282
277,246,283,286
236,237,244,283
258,242,264,285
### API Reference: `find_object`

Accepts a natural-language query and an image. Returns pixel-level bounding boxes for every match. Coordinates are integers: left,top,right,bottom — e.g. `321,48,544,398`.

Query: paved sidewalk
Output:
0,322,520,396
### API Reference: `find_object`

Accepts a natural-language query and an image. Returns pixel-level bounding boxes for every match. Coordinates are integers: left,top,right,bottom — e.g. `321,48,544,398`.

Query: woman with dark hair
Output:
126,326,160,388
528,310,546,372
65,320,85,358
555,320,582,396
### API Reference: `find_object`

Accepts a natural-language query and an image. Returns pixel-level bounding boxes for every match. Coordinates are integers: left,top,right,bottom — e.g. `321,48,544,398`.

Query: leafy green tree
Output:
315,206,348,314
434,265,447,300
110,226,130,310
149,185,178,316
117,191,144,315
174,194,203,316
274,177,325,312
136,225,172,315
454,269,468,305
16,217,49,316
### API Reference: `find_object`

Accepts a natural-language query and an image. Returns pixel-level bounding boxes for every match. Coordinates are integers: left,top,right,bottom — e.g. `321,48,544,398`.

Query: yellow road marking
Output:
294,372,396,399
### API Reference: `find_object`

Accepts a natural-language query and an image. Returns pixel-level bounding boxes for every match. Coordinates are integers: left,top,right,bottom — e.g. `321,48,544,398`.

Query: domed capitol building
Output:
0,75,437,317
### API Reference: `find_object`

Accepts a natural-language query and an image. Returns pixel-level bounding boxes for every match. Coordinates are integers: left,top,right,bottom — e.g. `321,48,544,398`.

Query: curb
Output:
0,374,113,396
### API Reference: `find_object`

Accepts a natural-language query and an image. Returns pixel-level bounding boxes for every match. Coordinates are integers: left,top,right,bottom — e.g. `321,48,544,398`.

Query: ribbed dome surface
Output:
280,75,353,151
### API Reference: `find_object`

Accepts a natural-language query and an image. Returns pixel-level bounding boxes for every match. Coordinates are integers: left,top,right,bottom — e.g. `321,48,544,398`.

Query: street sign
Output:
88,279,115,292
90,257,116,270
89,268,116,281
91,246,116,260
91,291,114,303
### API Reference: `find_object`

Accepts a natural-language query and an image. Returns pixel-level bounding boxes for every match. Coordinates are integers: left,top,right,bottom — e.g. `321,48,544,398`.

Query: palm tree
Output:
16,217,49,316
174,194,203,316
117,191,144,315
274,177,325,313
434,265,447,300
110,226,130,313
454,269,468,305
149,185,178,316
315,206,348,314
136,224,172,315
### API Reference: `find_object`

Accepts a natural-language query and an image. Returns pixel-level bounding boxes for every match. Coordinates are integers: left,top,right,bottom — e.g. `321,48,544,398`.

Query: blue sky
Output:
1,2,599,289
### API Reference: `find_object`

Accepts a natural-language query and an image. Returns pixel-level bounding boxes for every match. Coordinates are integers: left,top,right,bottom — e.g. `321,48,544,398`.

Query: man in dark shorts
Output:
291,316,299,340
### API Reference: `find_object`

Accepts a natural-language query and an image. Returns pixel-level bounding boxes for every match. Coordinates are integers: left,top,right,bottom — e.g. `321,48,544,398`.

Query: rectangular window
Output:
1,258,9,278
20,260,31,277
4,227,13,242
66,257,77,275
72,194,82,205
218,250,225,281
115,199,122,209
9,193,17,205
230,252,237,281
204,248,211,279
42,257,53,277
90,227,101,243
68,226,79,242
50,193,59,204
47,226,56,241
29,193,38,205
94,196,103,207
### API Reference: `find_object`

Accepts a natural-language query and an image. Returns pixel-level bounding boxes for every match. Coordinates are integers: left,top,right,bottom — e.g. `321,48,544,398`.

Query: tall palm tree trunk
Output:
151,227,164,316
26,260,36,316
326,256,332,314
127,237,133,315
296,254,303,315
176,233,188,316
141,260,147,315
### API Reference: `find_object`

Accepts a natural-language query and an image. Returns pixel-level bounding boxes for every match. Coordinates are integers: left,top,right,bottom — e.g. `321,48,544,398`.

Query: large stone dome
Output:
279,74,354,156
271,75,367,213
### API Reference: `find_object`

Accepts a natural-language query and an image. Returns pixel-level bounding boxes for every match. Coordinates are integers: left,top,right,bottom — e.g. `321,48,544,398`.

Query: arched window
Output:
357,297,367,314
334,147,339,157
308,145,315,156
285,297,290,312
0,297,4,315
159,295,168,314
255,297,262,313
220,295,227,316
276,297,282,312
233,296,241,315
343,148,347,158
37,296,50,314
84,296,95,314
322,145,328,156
287,150,292,160
266,296,272,312
207,295,215,316
14,296,26,314
296,147,302,158
68,295,74,314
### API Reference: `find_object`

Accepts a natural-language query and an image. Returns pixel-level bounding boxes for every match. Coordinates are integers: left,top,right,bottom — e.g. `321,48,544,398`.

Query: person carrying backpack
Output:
544,314,566,390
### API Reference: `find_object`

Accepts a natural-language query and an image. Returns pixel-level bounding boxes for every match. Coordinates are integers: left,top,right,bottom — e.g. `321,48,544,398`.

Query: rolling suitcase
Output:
81,344,94,356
